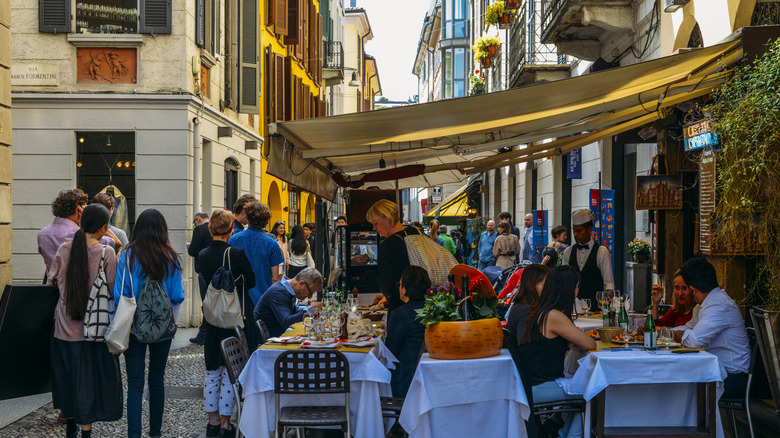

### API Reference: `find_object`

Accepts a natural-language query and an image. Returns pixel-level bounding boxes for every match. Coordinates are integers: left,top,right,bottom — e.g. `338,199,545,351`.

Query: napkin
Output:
347,317,377,340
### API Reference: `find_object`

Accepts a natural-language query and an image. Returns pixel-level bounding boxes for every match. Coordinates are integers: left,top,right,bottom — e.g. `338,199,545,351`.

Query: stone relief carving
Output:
77,48,137,84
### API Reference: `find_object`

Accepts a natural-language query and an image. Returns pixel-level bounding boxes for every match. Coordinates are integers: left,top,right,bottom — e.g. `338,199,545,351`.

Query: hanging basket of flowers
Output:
473,35,501,66
498,11,514,29
484,1,507,28
470,72,485,95
505,0,520,9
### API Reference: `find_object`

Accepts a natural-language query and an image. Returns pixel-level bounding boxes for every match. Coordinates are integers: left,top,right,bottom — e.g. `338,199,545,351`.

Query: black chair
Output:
257,319,271,344
719,326,757,438
273,350,351,438
234,326,249,353
221,336,250,438
380,396,404,420
503,328,539,438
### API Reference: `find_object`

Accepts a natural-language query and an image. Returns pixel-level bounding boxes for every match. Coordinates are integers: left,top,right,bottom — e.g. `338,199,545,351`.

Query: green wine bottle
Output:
644,312,657,350
618,297,629,332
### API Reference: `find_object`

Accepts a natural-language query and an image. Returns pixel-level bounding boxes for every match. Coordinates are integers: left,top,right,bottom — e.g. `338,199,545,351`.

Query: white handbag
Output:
105,259,137,355
203,248,245,329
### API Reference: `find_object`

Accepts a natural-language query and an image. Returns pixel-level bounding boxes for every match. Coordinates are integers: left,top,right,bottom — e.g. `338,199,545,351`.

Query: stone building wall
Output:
0,0,11,295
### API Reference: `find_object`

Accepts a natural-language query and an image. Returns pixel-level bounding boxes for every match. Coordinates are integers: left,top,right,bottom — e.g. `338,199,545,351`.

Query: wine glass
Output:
303,309,314,337
347,296,358,314
581,298,591,315
619,326,633,348
660,327,672,350
329,313,342,338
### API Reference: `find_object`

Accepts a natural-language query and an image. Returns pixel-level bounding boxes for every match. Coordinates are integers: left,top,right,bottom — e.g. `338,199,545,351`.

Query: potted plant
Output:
416,264,502,360
627,238,650,263
470,72,485,95
505,0,520,9
708,39,780,411
485,1,515,29
473,35,500,60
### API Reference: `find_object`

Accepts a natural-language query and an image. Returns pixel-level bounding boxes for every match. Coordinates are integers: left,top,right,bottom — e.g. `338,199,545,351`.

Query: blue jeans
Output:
533,380,584,438
125,335,172,438
478,259,496,271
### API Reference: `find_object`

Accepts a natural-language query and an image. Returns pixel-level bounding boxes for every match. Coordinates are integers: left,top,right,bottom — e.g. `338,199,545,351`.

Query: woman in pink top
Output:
47,204,122,438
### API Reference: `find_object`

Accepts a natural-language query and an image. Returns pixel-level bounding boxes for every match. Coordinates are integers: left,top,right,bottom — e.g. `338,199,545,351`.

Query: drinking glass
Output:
581,298,591,315
347,296,358,314
329,313,342,338
303,309,314,337
619,326,633,348
660,327,672,350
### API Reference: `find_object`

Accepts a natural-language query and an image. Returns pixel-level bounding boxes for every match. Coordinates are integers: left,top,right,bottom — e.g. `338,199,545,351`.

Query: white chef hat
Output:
571,209,593,226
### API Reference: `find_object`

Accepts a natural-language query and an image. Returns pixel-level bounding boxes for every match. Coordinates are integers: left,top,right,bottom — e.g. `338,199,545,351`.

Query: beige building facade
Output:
0,1,11,295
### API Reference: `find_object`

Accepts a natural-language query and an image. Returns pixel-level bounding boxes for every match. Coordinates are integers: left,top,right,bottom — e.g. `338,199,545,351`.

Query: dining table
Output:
237,322,397,438
399,350,531,438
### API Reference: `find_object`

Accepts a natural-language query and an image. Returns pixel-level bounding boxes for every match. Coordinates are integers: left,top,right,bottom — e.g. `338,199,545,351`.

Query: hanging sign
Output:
531,210,549,263
566,150,582,179
432,185,442,203
699,148,716,254
589,189,615,267
683,120,718,152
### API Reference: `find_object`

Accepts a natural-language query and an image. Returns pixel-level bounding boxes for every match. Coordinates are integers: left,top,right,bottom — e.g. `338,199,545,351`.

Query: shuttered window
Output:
294,76,303,120
237,0,260,114
39,0,71,33
276,54,286,121
266,48,275,123
272,0,288,36
295,0,305,60
140,0,172,34
287,0,299,45
195,0,205,47
284,57,293,121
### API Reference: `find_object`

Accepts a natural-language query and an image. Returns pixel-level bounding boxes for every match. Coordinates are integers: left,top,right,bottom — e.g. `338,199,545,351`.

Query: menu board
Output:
699,148,716,254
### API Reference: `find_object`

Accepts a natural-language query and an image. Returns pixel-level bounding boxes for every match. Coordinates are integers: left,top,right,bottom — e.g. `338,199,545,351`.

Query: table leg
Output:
596,391,606,438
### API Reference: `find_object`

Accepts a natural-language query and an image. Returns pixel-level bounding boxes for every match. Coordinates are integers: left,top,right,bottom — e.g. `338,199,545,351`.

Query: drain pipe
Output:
190,116,201,328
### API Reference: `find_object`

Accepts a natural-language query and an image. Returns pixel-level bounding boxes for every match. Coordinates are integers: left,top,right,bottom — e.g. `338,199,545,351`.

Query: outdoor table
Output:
399,350,530,438
559,349,726,438
238,324,397,438
574,315,602,331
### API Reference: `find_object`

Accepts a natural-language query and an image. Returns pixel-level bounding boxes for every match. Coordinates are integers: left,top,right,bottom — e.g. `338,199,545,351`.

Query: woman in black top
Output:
366,199,421,312
195,210,256,438
518,265,595,438
385,266,430,398
505,264,549,345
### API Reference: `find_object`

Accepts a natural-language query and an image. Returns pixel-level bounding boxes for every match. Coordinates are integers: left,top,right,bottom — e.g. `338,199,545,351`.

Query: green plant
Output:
472,35,501,62
485,1,506,26
415,279,499,326
708,39,780,309
627,238,650,262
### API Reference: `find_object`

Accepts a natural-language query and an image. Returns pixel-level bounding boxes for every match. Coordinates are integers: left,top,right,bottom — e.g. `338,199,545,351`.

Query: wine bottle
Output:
461,274,469,321
644,312,657,350
602,300,611,328
618,297,629,332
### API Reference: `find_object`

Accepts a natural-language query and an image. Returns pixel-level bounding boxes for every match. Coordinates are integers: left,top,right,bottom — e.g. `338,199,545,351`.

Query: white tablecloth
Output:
399,350,530,438
560,350,727,438
574,317,602,331
238,344,396,438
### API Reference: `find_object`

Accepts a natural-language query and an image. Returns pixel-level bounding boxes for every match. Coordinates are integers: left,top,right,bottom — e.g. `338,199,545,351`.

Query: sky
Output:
358,0,432,102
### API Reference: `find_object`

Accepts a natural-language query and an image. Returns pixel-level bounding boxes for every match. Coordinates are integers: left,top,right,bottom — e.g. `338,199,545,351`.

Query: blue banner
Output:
531,210,549,263
589,189,615,267
566,150,582,179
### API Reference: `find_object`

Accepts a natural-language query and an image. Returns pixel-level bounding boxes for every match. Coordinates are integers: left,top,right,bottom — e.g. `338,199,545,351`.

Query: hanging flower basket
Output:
486,44,498,56
481,56,493,68
505,0,520,9
498,12,513,29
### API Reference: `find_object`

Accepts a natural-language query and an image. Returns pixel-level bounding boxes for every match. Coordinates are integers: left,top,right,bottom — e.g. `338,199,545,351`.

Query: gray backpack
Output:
132,278,177,343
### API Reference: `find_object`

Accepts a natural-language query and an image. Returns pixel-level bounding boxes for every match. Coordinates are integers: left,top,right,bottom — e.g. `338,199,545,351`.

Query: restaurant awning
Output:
268,38,742,200
423,178,481,225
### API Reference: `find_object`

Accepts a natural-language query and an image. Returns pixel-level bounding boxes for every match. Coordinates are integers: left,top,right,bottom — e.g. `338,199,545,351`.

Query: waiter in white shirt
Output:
561,209,614,303
673,257,750,398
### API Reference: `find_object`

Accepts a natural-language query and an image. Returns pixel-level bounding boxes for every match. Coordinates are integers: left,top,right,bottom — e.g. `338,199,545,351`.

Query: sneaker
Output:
218,423,236,438
189,336,204,345
206,423,220,438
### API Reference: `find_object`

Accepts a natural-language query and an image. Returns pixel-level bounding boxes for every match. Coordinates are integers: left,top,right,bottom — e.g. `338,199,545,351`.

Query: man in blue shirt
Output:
522,213,534,261
478,220,498,271
254,268,324,338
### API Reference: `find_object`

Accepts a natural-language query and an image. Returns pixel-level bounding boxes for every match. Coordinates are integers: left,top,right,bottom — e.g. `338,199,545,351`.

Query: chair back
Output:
274,350,350,395
256,319,271,344
235,326,250,353
221,336,249,385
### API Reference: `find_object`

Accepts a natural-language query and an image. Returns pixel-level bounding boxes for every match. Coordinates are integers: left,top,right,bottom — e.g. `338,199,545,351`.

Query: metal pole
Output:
190,117,201,328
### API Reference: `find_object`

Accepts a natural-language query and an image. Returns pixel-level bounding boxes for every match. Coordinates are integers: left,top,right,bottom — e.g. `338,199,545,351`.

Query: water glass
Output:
660,327,673,350
620,326,633,348
303,310,314,337
347,296,358,313
581,298,591,315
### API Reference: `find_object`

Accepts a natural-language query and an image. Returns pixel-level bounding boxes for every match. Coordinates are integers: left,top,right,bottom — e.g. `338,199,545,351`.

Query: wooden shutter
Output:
284,57,293,121
274,0,288,36
276,54,286,121
214,0,221,55
39,0,71,33
308,4,316,74
295,0,305,60
140,0,172,34
266,49,274,123
295,76,303,120
195,0,204,47
287,0,299,45
318,98,326,117
316,13,322,83
237,0,260,114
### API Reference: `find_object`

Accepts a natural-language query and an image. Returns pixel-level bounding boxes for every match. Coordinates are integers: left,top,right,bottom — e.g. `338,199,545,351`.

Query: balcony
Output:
540,0,633,61
509,1,570,88
323,41,344,86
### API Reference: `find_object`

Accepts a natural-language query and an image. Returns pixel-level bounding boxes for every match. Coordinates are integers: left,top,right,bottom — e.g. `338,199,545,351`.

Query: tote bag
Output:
84,245,115,342
105,259,137,354
396,230,457,287
203,248,245,329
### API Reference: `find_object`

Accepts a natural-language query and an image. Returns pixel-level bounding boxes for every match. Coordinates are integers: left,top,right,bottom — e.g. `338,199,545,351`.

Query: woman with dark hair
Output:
505,264,550,344
385,266,431,398
48,204,122,438
114,209,185,438
287,224,311,279
493,221,521,269
196,210,256,438
519,265,595,438
228,201,283,306
269,221,289,276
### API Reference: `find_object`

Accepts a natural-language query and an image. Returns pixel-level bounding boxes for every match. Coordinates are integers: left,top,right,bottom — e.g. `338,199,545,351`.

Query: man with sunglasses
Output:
253,267,324,338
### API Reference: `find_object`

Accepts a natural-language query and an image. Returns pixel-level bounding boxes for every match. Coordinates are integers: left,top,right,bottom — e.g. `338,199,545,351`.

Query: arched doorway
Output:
267,181,283,226
224,157,240,209
304,195,316,223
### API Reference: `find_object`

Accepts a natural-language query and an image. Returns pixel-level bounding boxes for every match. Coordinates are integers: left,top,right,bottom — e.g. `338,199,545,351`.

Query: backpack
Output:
396,229,457,287
84,245,115,342
133,275,177,344
203,248,245,329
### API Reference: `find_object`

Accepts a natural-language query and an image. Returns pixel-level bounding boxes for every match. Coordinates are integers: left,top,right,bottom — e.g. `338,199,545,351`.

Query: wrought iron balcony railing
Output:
323,41,344,70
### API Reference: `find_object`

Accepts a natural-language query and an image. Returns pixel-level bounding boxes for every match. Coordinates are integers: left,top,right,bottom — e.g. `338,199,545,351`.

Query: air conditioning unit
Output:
663,0,689,13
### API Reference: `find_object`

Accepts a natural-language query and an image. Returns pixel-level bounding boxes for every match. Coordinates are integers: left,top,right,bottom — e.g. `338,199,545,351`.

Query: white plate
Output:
300,341,341,349
267,336,305,344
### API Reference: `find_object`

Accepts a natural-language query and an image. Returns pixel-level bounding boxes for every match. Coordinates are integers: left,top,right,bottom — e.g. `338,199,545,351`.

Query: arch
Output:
672,15,699,52
304,195,316,223
268,180,283,226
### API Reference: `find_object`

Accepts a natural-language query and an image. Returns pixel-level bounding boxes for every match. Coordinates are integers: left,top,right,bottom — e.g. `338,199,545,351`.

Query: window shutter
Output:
237,0,260,114
274,0,288,36
39,0,71,33
140,0,172,34
267,49,275,123
308,4,316,74
287,0,299,45
295,76,303,120
214,0,221,55
316,13,322,84
295,1,305,59
195,0,204,47
284,57,293,121
318,98,326,117
276,54,286,121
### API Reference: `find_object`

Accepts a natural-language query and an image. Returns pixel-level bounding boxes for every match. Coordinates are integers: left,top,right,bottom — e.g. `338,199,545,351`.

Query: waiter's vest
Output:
568,241,604,302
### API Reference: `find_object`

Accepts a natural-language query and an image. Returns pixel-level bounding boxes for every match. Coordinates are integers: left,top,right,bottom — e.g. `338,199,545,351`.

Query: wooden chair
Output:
719,326,758,438
220,336,249,438
273,350,351,438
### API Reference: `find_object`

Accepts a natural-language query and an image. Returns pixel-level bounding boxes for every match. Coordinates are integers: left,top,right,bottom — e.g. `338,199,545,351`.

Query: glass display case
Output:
336,224,380,294
76,1,139,34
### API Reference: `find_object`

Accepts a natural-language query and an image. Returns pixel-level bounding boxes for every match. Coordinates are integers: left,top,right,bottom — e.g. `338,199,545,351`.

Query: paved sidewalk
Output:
0,327,213,437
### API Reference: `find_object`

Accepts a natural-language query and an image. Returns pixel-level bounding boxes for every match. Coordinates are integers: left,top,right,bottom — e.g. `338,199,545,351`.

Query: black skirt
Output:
50,337,123,424
204,311,258,371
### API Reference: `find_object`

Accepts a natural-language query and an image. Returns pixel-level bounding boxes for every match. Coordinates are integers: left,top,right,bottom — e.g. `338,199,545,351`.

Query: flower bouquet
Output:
628,238,651,263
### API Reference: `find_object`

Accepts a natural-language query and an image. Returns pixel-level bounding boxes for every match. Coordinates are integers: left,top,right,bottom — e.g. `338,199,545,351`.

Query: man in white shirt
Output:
674,257,750,398
561,209,614,303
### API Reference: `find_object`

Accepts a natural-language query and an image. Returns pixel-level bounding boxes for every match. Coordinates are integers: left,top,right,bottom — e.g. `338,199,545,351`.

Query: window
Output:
196,0,221,56
443,0,469,39
40,0,171,34
289,188,300,227
224,158,239,210
442,47,468,98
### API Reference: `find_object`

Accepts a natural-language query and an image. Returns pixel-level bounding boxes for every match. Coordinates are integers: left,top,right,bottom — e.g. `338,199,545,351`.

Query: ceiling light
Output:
106,134,112,147
348,71,361,87
663,0,689,13
379,154,386,169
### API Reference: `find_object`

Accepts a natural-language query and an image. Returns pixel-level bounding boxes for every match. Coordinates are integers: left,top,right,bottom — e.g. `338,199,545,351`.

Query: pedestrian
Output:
228,201,284,307
47,203,122,438
522,213,534,261
429,219,445,246
114,209,185,438
498,211,521,239
450,230,464,263
458,228,471,262
560,209,614,303
438,225,457,256
269,221,289,277
477,220,498,271
548,224,569,256
493,221,521,269
288,224,313,279
91,193,129,251
231,194,256,236
196,210,256,438
188,212,212,346
303,222,316,258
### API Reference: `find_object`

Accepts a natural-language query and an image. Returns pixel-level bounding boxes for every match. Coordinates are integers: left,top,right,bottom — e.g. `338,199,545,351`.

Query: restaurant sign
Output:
683,120,718,152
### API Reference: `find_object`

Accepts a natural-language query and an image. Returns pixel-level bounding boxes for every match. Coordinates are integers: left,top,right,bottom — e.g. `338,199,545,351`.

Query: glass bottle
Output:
618,296,629,332
644,312,657,350
602,299,611,327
